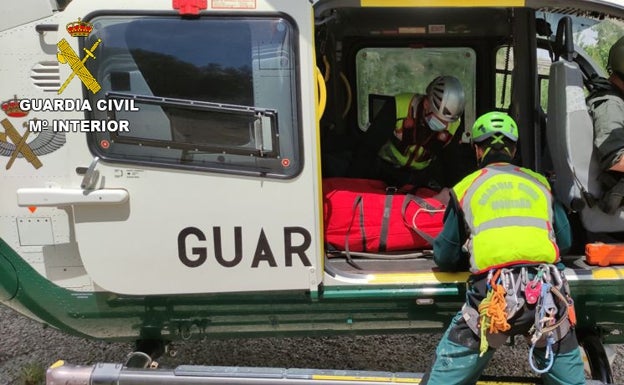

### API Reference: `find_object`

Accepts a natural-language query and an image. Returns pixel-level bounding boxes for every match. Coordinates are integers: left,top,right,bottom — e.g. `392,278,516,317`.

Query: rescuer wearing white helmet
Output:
376,75,466,187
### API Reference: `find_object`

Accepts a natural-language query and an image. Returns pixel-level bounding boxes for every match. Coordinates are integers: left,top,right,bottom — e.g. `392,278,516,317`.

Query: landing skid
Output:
45,362,617,385
46,334,617,384
124,339,181,369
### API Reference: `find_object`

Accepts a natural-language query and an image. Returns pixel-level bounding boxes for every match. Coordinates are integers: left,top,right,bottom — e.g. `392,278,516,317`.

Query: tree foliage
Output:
578,19,623,72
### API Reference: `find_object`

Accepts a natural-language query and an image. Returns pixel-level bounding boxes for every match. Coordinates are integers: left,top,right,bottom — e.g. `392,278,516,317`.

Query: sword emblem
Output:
57,38,102,94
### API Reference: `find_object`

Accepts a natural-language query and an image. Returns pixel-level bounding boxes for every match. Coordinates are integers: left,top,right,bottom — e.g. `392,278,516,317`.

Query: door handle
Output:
80,156,100,190
18,157,129,206
16,187,128,206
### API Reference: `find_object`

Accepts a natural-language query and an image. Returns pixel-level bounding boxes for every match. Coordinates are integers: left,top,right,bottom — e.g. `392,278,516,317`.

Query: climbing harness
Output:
462,264,576,373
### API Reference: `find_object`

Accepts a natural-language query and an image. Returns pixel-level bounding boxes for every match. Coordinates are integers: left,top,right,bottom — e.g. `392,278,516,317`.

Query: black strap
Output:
344,196,365,269
401,194,443,245
586,74,615,96
378,187,397,252
600,177,624,215
332,249,433,259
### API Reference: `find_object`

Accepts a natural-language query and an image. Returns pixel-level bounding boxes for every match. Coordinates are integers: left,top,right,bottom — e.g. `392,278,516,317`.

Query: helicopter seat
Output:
546,59,624,232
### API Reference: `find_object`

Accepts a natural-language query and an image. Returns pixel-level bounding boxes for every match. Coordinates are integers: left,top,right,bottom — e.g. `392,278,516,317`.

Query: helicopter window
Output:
355,47,476,132
84,15,301,178
495,46,513,111
495,46,553,112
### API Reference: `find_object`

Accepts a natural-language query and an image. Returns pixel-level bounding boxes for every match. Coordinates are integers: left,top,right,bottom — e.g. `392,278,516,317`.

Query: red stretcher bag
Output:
322,178,446,253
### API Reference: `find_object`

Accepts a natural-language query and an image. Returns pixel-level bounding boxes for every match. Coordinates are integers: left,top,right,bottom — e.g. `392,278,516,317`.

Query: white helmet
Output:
426,75,466,122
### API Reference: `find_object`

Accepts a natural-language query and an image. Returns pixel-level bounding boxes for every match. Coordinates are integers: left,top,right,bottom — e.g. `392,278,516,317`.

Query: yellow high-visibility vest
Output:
453,163,559,273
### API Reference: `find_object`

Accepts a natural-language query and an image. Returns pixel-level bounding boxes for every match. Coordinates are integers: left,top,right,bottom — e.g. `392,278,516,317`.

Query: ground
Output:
0,306,620,384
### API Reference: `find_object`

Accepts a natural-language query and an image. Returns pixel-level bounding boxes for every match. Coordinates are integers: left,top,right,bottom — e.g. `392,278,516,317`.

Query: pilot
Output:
422,112,584,385
587,35,624,214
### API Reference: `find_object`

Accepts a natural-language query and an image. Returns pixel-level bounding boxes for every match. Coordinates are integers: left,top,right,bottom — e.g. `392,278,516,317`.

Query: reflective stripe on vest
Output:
453,164,558,273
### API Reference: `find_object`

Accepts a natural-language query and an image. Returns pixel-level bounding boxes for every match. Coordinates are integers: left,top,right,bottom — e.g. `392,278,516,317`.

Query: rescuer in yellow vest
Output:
376,75,465,187
422,112,584,385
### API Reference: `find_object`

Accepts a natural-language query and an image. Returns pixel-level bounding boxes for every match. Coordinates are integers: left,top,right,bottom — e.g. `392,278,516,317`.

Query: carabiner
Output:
528,335,555,374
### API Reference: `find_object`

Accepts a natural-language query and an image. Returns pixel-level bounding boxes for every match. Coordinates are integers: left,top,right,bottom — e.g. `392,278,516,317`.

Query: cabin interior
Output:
313,4,624,277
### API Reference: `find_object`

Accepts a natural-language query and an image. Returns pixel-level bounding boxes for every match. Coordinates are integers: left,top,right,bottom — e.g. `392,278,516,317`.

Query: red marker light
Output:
173,0,207,15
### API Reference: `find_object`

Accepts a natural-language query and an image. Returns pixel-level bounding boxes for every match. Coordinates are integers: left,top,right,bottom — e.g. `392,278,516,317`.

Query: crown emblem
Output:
66,18,93,37
1,96,28,118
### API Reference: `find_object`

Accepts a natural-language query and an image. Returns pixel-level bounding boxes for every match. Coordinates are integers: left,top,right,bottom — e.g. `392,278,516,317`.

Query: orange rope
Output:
477,270,511,356
485,284,511,334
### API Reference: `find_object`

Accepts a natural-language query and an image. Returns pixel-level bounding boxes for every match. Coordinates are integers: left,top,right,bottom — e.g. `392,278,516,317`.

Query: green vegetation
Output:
578,19,623,71
18,362,45,385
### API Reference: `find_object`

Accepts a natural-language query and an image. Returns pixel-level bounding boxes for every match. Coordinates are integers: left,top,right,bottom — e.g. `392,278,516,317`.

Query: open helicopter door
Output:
14,0,322,296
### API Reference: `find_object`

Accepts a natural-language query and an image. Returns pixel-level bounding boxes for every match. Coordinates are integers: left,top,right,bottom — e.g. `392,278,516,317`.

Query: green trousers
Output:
421,312,586,385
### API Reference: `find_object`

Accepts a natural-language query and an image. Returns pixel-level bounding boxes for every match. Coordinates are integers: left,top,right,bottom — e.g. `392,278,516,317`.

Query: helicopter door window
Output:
495,46,553,112
83,15,301,178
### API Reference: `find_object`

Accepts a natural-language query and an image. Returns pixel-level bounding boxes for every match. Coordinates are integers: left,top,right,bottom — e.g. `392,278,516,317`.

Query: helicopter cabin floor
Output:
323,251,608,276
325,251,438,274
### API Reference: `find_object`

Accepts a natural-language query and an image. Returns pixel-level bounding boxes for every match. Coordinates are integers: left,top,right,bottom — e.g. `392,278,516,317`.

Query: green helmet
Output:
470,111,518,143
608,35,624,77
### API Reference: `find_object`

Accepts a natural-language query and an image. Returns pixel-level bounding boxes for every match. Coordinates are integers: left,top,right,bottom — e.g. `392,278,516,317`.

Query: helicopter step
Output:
45,361,613,385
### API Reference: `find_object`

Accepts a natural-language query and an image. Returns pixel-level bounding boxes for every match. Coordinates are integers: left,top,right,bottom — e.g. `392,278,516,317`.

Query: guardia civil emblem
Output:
57,18,102,94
